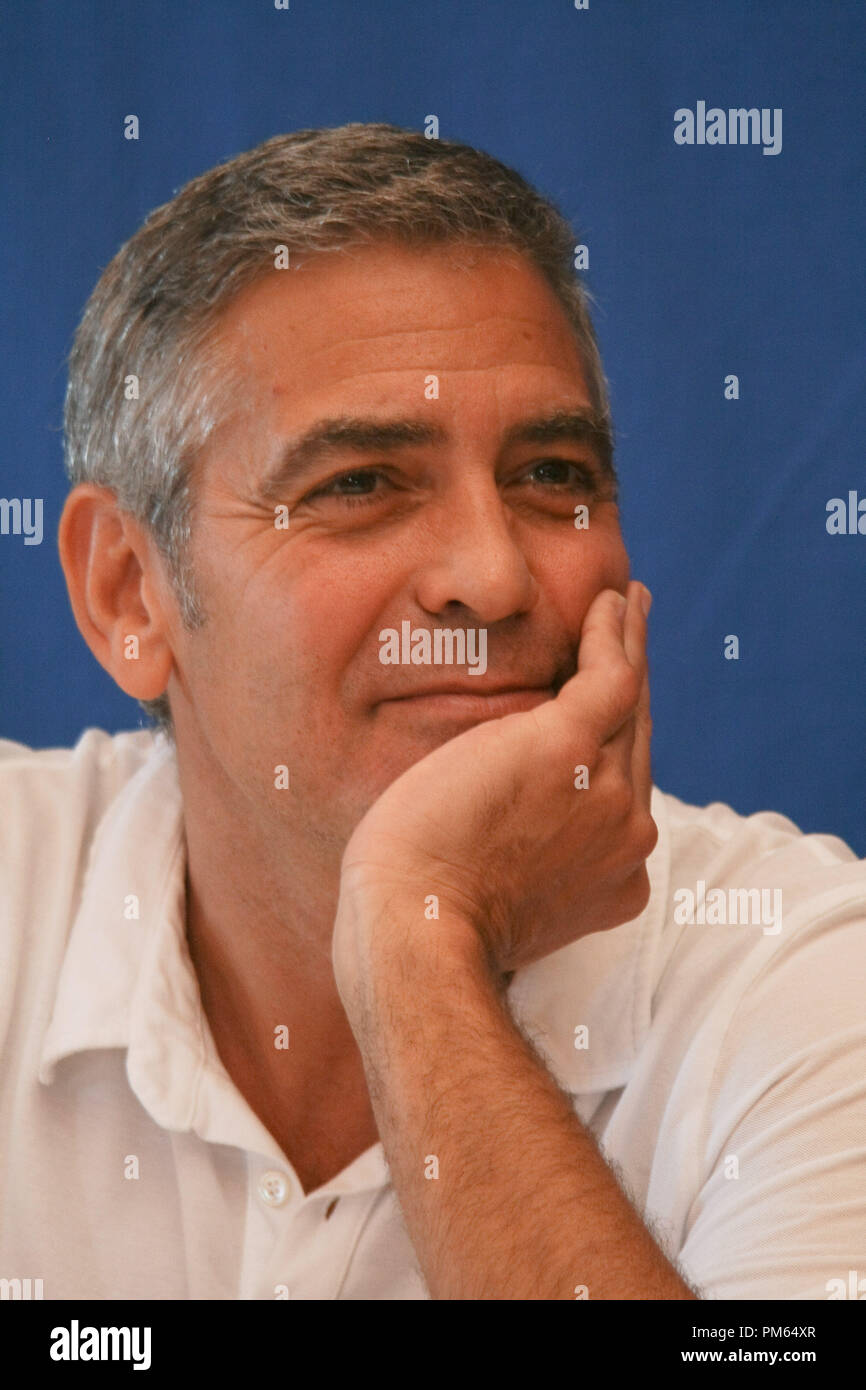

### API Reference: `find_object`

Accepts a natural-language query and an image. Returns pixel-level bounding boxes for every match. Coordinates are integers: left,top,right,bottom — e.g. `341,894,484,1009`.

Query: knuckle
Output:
622,866,652,919
612,658,641,713
634,811,659,861
605,770,634,823
573,730,604,775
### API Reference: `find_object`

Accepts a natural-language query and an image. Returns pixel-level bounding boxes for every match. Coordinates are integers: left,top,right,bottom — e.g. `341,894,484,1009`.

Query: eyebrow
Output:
256,408,616,501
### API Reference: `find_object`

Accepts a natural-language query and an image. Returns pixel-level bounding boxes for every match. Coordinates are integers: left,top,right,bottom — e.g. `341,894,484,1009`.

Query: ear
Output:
58,484,177,702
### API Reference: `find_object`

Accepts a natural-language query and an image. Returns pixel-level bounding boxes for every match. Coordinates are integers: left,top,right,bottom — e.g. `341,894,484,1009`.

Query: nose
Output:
412,478,539,623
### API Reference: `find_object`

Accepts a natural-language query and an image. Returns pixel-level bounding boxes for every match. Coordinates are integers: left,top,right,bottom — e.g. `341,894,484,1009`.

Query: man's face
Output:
168,241,630,854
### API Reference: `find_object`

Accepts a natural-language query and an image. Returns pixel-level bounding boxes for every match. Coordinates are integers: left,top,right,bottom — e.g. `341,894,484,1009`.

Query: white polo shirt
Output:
1,728,864,1301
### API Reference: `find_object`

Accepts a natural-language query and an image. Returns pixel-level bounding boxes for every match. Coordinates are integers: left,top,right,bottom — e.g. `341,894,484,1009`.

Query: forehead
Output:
211,241,591,409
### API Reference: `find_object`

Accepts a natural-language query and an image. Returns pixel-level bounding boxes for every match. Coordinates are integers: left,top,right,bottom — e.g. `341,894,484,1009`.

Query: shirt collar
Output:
38,734,286,1166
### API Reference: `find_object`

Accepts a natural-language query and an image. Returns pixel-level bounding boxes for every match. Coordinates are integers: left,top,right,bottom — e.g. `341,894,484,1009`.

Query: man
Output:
1,124,864,1301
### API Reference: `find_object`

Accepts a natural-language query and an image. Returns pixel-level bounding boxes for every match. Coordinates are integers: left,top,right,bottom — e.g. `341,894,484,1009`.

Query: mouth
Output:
377,682,558,720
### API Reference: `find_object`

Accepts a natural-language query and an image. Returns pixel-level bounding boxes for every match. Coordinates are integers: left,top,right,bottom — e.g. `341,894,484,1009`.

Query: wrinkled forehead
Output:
193,241,602,489
211,240,590,394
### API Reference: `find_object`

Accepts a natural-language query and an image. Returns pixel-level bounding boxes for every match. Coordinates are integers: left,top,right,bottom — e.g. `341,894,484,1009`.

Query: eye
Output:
306,468,392,506
521,458,599,491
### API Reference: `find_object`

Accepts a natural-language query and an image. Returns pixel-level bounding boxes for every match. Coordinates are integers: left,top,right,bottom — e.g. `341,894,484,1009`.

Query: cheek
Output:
599,536,631,591
284,563,400,672
207,548,404,709
538,524,630,622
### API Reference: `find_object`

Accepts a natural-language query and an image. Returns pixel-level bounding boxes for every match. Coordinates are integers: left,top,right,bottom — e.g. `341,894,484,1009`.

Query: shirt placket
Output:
240,1156,382,1300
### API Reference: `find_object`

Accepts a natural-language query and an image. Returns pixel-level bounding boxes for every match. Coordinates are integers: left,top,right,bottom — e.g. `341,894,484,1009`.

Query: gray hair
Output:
63,122,614,734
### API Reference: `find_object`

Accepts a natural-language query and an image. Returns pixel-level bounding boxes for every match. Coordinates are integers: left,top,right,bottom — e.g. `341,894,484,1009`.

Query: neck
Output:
173,731,378,1190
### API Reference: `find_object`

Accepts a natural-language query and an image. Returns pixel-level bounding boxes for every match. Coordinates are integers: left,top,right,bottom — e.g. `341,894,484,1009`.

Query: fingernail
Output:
640,585,653,618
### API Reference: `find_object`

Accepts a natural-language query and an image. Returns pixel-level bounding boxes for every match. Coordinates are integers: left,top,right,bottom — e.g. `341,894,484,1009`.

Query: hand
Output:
333,581,657,992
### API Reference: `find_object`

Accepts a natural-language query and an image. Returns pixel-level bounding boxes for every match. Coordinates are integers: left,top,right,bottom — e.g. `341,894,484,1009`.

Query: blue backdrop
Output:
1,0,864,851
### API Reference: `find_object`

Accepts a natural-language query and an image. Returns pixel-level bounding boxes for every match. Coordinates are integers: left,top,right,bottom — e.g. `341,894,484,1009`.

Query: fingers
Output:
560,585,641,743
557,581,654,814
622,578,650,676
598,581,646,759
628,587,654,812
602,583,653,803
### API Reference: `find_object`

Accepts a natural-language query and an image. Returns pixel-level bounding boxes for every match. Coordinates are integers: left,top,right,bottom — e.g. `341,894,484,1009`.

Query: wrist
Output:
332,879,498,1031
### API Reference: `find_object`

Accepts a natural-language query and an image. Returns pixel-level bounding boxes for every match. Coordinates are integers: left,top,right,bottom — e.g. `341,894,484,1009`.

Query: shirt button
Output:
258,1170,290,1207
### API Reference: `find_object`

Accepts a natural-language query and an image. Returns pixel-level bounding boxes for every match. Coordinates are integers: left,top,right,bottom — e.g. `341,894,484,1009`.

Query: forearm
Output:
341,908,697,1301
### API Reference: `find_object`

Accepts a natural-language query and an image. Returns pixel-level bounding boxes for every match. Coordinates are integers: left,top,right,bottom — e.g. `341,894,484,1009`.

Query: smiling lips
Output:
388,679,554,698
379,681,558,718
